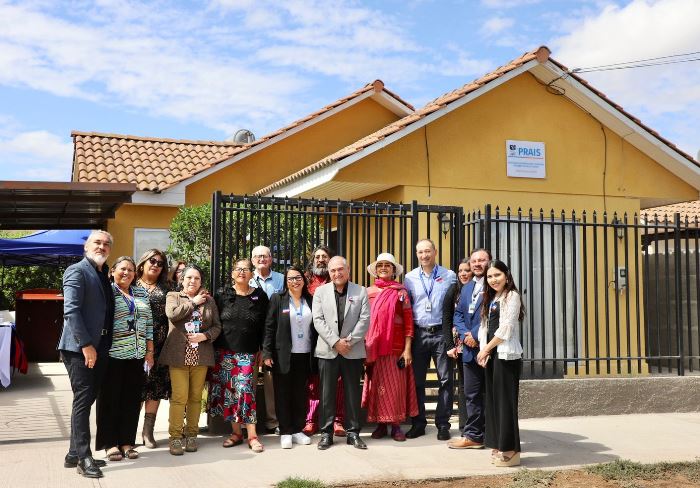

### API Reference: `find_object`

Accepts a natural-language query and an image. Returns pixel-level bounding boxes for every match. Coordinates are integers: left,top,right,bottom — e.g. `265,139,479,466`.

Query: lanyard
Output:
471,280,483,305
418,265,439,300
291,298,304,320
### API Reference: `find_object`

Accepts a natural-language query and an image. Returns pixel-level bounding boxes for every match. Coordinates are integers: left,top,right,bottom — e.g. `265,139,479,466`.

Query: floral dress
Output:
141,282,172,401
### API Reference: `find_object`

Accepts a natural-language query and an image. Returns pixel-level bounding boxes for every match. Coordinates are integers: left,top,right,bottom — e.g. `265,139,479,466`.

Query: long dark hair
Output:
135,248,169,286
480,260,525,321
283,265,312,303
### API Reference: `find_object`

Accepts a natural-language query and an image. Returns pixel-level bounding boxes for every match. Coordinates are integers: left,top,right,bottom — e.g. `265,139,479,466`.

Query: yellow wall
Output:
186,98,401,204
107,205,178,260
337,73,697,212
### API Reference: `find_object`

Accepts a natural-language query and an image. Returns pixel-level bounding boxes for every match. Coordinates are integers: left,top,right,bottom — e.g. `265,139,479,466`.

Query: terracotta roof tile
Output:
642,201,700,223
257,46,699,196
72,80,413,192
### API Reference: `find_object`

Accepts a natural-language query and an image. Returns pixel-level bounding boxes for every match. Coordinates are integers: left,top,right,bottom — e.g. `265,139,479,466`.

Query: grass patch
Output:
507,469,556,488
586,458,700,483
276,477,327,488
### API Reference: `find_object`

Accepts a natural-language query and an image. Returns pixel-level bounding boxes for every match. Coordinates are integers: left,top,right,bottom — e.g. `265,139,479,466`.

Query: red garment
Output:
362,354,418,423
365,279,407,363
308,275,329,296
366,283,413,358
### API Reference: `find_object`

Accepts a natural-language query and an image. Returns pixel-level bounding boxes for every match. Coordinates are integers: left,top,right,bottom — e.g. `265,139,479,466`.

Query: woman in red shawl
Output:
362,253,418,441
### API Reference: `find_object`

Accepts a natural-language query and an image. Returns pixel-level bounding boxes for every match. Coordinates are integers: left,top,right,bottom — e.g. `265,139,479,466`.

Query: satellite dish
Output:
227,129,255,144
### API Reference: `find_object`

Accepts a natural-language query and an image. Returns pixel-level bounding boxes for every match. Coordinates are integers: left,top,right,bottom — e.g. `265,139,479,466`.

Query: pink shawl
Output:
365,278,404,364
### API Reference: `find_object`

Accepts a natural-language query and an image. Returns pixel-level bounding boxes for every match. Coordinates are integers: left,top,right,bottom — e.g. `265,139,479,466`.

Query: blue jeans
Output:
411,327,454,429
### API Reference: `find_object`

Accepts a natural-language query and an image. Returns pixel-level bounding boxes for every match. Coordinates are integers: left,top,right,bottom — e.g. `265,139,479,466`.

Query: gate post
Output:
211,191,222,292
674,212,684,375
483,204,492,251
411,201,419,269
336,200,347,257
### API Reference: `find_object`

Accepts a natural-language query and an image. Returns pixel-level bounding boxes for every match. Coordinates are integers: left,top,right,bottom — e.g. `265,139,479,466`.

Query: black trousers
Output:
411,327,454,428
95,357,145,450
273,353,311,435
484,355,521,452
461,360,485,443
61,350,108,459
317,355,363,434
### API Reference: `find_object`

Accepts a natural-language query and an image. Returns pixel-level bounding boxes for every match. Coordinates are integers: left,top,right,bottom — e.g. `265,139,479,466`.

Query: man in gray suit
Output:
58,230,115,478
313,256,370,450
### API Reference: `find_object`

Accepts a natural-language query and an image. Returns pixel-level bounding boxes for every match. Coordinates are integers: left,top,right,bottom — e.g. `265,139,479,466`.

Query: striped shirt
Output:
109,284,154,360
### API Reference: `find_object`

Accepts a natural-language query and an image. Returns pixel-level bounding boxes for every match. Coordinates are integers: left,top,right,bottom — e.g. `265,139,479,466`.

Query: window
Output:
133,228,170,260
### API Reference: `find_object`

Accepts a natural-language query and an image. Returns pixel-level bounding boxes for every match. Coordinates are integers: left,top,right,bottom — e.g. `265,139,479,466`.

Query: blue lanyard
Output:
418,265,439,300
114,284,135,315
291,298,304,320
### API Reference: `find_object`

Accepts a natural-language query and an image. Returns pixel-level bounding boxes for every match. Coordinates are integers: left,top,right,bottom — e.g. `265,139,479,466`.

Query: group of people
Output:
58,230,525,479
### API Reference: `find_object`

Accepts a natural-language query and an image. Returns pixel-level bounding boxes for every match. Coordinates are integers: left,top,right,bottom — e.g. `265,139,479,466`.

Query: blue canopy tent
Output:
0,230,88,267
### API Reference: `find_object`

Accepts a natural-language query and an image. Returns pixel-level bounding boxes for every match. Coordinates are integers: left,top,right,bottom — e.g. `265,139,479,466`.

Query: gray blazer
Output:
58,257,111,353
312,281,370,360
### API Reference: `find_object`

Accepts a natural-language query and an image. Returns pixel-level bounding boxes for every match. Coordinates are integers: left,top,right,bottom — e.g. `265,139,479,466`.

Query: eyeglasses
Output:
234,267,252,273
286,276,304,282
252,254,270,260
148,257,165,267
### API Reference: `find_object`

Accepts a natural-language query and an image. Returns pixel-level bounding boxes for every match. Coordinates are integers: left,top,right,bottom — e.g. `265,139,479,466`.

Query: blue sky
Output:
0,0,698,181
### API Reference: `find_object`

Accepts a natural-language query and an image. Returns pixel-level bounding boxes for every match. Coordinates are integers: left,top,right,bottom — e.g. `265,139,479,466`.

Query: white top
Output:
0,326,12,388
289,297,313,353
478,290,523,360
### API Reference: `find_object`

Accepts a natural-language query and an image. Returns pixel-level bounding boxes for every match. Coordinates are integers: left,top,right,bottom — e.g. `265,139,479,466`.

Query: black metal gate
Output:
211,192,463,292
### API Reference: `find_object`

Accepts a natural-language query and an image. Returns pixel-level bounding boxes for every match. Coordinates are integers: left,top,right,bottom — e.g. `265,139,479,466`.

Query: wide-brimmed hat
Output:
367,252,404,278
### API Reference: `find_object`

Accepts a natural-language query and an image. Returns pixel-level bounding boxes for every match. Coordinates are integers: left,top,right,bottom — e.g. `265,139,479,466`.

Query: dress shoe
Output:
64,454,106,468
447,437,484,449
390,425,406,442
333,421,346,437
371,423,388,439
77,456,104,478
317,433,333,450
437,426,451,441
346,433,367,449
405,425,425,439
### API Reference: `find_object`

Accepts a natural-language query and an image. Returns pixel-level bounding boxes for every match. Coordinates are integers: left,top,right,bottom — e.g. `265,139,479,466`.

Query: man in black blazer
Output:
58,230,115,478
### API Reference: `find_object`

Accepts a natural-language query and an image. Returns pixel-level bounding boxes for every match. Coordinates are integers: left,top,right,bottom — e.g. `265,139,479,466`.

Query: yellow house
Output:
252,46,700,377
72,80,414,259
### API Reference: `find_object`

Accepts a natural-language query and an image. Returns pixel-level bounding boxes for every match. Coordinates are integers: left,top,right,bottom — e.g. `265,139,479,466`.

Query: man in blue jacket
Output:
448,248,491,449
58,230,115,478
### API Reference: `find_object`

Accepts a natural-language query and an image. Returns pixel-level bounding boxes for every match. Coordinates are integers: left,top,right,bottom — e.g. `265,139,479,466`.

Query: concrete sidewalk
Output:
1,363,699,488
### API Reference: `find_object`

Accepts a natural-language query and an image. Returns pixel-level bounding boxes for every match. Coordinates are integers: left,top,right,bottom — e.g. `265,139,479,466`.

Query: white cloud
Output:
480,16,515,36
550,0,700,156
0,129,73,181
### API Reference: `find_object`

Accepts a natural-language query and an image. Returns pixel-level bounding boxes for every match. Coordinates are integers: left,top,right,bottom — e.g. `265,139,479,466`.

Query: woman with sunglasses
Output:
209,258,269,453
168,260,186,291
95,256,153,461
160,264,221,456
135,249,171,449
476,260,524,467
262,265,316,449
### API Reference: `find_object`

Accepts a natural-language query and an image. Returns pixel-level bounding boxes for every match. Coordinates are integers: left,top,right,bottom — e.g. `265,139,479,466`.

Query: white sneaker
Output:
292,432,311,445
280,435,293,449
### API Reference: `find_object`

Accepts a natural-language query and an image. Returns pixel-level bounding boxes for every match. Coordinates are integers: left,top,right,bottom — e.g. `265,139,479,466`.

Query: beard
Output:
86,251,107,267
312,264,329,278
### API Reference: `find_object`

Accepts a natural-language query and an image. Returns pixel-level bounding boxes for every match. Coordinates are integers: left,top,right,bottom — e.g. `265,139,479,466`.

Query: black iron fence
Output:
212,192,700,378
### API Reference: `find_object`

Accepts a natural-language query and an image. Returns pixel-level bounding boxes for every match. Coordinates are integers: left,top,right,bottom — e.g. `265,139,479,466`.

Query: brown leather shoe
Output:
333,422,346,437
447,437,484,449
302,422,317,436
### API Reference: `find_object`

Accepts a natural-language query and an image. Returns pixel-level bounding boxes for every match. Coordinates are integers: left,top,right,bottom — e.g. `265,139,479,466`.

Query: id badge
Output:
297,332,304,339
468,303,476,314
425,301,432,312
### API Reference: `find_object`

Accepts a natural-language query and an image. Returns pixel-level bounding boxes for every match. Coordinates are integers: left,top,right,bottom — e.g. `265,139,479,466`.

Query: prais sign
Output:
506,140,545,179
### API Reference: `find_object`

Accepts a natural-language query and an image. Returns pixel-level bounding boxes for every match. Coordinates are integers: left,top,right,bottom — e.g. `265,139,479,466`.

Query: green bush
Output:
167,203,212,289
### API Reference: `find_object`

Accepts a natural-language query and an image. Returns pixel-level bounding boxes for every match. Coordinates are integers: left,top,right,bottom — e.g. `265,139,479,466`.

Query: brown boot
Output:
169,438,184,456
142,413,157,449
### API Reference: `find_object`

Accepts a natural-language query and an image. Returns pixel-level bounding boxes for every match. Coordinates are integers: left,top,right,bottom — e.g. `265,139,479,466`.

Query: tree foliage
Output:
167,203,212,288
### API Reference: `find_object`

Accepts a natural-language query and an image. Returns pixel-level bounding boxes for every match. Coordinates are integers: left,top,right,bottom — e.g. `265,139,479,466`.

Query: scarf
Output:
365,278,404,363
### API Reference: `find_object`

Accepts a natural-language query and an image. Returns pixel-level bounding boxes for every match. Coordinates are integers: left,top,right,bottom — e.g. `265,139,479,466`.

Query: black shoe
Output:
77,456,104,478
346,433,367,450
405,425,426,439
437,426,451,441
317,433,333,450
64,454,106,468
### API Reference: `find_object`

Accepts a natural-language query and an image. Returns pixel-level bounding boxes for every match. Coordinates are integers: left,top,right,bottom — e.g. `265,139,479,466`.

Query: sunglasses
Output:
148,257,165,268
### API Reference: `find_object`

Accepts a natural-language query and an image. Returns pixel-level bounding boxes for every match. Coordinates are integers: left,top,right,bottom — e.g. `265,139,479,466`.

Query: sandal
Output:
222,432,243,448
248,436,264,453
121,446,139,459
106,447,123,462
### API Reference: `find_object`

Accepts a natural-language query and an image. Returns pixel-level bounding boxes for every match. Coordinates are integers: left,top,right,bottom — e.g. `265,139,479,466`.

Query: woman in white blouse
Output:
476,260,524,467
